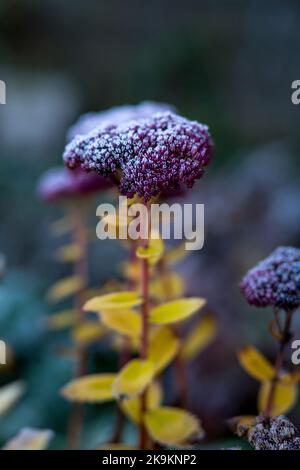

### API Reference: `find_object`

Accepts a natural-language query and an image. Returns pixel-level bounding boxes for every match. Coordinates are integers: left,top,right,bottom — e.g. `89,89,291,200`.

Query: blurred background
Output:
0,0,300,449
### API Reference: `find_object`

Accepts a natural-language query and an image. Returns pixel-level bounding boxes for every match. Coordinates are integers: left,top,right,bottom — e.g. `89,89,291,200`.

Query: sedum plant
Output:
61,110,214,449
231,247,300,448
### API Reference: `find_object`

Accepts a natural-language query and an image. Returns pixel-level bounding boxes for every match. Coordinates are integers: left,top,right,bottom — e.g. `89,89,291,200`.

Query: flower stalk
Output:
264,309,294,418
139,204,151,450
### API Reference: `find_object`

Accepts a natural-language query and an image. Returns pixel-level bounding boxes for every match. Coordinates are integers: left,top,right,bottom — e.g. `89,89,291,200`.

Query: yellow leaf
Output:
237,346,275,382
100,310,141,338
47,276,84,302
149,298,206,325
3,428,53,450
258,379,297,416
148,327,180,375
84,291,142,312
72,322,105,345
55,243,82,262
50,216,71,236
47,310,75,330
181,314,217,361
136,237,164,264
144,407,202,445
121,382,162,424
150,272,185,301
61,374,116,403
113,359,154,399
0,381,26,417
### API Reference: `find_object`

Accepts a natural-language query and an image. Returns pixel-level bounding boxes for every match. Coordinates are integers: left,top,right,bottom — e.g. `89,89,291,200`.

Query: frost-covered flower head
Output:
67,101,175,141
240,246,300,310
63,112,213,201
247,415,300,450
37,167,113,203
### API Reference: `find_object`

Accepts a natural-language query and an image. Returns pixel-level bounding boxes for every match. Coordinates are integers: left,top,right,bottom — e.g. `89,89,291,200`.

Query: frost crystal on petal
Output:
240,246,300,310
67,101,176,141
63,112,214,200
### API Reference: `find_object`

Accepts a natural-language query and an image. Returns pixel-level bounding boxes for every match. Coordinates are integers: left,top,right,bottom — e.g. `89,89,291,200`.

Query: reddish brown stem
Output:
264,309,294,418
67,201,89,449
139,207,150,450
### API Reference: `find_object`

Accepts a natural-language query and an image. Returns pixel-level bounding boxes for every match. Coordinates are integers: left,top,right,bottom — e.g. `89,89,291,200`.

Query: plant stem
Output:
139,206,150,450
67,201,89,449
111,241,136,443
264,309,294,418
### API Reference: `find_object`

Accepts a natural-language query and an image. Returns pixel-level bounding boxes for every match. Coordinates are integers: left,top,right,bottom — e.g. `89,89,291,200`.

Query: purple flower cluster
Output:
67,101,175,141
63,112,213,200
37,167,113,203
240,246,300,310
248,415,300,450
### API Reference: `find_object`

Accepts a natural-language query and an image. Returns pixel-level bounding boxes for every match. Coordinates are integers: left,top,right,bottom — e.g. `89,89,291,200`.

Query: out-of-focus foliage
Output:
144,407,202,446
3,427,53,450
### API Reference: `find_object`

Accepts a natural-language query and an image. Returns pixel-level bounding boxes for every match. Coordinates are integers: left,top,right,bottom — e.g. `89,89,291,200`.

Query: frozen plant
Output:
61,109,214,449
232,247,300,445
63,112,213,201
67,101,175,140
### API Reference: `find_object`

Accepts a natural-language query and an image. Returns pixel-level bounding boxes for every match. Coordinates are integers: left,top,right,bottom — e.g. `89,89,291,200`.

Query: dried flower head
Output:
247,415,300,450
240,246,300,310
67,101,175,140
37,167,113,203
63,112,213,200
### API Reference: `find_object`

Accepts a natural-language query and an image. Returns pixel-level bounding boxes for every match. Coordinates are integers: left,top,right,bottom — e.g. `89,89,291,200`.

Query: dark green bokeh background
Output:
0,0,300,449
